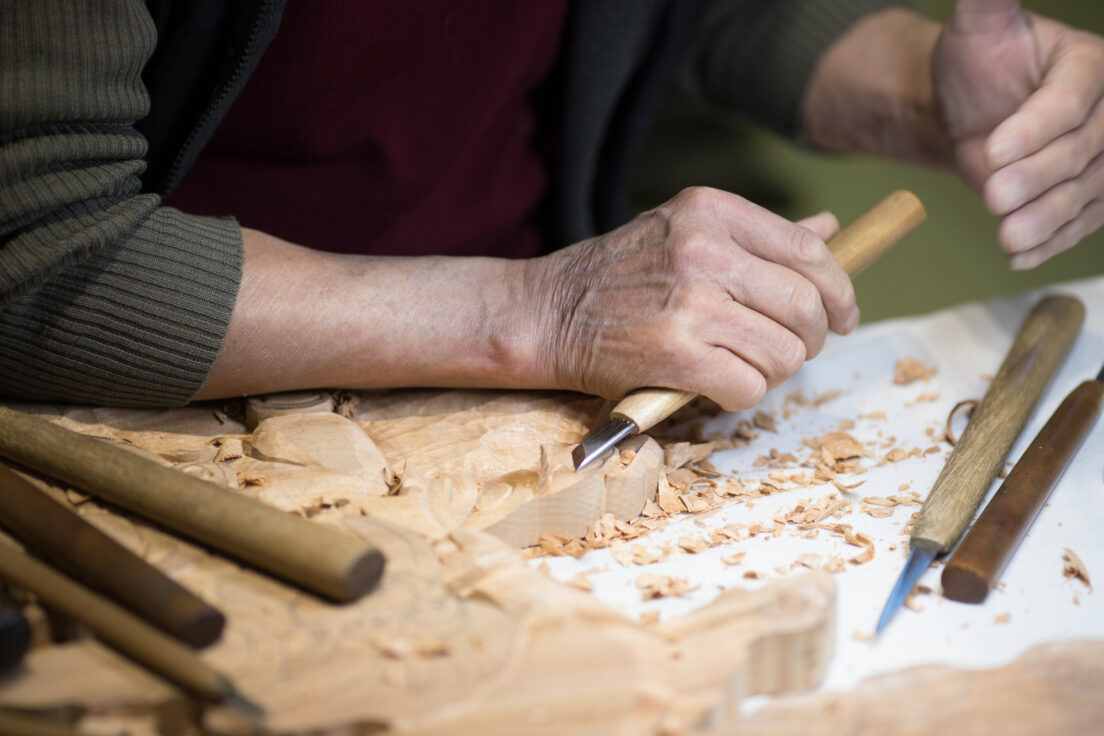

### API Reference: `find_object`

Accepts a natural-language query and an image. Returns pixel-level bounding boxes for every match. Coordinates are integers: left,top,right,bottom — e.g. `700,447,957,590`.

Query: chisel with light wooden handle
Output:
573,189,927,470
875,294,1085,634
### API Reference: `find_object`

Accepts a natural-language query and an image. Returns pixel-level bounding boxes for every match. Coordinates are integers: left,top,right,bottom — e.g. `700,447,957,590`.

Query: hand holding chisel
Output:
574,190,927,470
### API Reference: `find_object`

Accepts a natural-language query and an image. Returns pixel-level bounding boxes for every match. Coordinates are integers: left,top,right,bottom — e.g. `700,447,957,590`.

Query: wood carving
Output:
2,384,1097,735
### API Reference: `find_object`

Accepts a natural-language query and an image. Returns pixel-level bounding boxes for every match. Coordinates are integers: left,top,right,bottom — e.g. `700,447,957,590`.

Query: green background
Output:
629,0,1104,323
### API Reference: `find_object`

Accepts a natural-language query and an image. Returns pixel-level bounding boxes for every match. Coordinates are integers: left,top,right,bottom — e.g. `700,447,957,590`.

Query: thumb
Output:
795,211,840,242
949,0,1022,34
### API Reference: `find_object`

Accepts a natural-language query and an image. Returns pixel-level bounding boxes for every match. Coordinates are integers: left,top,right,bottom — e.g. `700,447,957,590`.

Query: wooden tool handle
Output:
0,406,384,602
0,463,225,647
0,539,230,702
913,295,1085,551
941,378,1103,602
611,190,926,432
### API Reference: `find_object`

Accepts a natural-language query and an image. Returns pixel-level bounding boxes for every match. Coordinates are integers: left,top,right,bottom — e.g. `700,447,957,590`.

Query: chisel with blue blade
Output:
875,294,1084,635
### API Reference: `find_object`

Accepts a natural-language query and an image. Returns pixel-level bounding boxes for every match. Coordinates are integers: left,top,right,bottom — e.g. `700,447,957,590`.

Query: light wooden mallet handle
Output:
0,405,384,602
611,190,927,432
912,294,1085,552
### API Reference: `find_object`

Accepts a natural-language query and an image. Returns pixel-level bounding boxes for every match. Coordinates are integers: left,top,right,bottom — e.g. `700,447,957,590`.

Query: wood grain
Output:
611,190,926,432
912,295,1084,551
941,377,1103,602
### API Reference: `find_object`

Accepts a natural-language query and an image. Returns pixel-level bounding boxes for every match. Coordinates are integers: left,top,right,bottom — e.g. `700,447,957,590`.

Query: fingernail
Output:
1009,253,1033,271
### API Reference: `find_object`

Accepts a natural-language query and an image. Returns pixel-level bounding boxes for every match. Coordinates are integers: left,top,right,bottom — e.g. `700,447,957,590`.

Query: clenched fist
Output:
524,187,858,411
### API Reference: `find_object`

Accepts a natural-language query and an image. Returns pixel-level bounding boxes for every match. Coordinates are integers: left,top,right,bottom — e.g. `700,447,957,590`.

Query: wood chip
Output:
636,573,698,600
721,552,746,566
753,411,777,432
678,536,711,554
213,437,244,462
566,574,594,592
794,553,823,569
1063,548,1092,591
894,358,936,385
994,613,1010,625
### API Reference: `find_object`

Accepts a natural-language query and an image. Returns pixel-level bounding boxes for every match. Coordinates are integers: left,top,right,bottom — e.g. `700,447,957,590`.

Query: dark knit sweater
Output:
0,0,902,406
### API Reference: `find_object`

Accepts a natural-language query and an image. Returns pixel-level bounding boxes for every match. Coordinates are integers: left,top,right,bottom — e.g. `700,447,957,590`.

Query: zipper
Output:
160,0,274,196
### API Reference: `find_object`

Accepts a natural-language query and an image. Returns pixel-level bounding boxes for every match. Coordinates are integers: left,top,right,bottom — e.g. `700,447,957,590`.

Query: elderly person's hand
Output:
934,0,1104,269
527,187,856,410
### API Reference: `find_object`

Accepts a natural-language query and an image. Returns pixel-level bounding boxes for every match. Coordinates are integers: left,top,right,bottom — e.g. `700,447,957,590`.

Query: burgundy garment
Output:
167,1,569,258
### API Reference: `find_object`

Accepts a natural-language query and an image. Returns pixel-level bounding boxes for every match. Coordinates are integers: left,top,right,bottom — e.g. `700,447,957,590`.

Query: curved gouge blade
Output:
875,540,938,636
572,190,927,471
573,418,635,471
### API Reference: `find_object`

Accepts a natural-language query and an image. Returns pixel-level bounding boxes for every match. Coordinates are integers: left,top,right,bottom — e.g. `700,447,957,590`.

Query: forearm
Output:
802,7,950,166
194,229,539,399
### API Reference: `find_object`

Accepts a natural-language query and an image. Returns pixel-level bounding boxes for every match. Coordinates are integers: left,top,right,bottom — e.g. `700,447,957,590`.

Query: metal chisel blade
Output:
875,539,939,636
572,419,636,471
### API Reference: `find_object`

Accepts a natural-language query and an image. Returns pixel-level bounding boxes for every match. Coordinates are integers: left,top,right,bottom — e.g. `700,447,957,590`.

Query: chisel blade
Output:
876,539,939,636
572,418,636,471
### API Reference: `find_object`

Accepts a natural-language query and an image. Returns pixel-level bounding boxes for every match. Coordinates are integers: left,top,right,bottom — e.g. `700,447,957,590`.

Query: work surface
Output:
3,275,1104,735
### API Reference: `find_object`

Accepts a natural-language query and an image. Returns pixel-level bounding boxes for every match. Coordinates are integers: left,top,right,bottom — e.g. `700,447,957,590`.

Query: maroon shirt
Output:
168,2,569,258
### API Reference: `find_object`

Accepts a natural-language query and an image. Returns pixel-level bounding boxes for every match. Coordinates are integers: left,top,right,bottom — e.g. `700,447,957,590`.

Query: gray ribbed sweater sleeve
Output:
681,0,910,137
0,0,243,406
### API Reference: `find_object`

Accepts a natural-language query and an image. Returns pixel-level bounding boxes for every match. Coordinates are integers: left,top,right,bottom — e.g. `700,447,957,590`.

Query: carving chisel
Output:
941,360,1104,603
875,294,1084,634
573,190,927,471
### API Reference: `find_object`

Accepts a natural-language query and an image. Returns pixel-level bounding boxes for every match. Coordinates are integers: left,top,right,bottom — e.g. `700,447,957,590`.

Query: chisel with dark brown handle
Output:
941,361,1104,603
875,294,1085,634
573,189,927,470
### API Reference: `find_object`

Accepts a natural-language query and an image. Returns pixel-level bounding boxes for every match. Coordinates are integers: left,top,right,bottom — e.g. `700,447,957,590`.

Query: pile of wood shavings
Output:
528,361,961,600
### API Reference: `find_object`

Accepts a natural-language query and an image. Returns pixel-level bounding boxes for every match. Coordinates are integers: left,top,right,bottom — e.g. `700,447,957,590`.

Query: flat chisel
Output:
875,294,1085,634
573,190,927,471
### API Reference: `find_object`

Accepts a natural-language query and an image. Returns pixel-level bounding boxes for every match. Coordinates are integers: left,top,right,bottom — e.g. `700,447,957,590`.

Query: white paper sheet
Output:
532,275,1104,697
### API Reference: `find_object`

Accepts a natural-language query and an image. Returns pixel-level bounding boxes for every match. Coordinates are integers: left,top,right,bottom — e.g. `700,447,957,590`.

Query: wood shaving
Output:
678,536,711,554
994,613,1010,625
945,399,979,446
721,552,746,566
566,574,594,592
794,553,823,570
804,431,867,463
753,411,777,432
1063,548,1092,591
894,358,936,385
663,442,716,470
213,437,244,462
822,556,846,574
636,573,698,600
639,611,660,626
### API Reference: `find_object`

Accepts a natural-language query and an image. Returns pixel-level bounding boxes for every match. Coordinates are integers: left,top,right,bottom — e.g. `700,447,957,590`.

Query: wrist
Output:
802,7,951,166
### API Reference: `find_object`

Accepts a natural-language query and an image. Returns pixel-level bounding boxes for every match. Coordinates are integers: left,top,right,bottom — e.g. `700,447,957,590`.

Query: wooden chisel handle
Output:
0,405,384,603
913,295,1084,552
0,463,225,647
941,376,1103,602
611,190,927,432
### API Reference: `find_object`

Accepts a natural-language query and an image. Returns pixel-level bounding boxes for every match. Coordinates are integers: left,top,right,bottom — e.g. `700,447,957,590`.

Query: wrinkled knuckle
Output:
776,334,807,377
787,227,829,271
788,280,824,327
668,230,721,272
729,373,767,411
673,186,723,213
